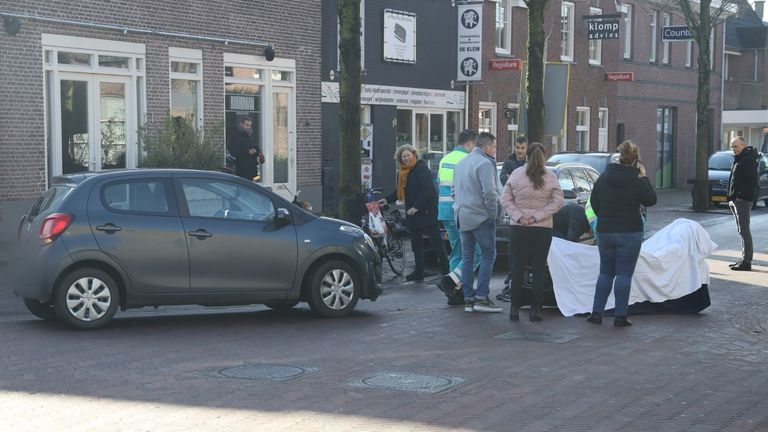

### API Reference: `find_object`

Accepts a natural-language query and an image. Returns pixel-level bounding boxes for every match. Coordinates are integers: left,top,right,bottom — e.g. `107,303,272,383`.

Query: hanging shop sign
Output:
584,14,621,40
490,59,522,71
321,82,465,109
662,25,693,41
457,3,482,81
605,72,635,81
383,9,417,63
361,123,373,159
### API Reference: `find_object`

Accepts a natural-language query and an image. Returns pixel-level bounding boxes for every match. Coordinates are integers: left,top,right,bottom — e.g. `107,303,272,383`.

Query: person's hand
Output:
637,163,646,178
248,148,258,156
407,207,419,216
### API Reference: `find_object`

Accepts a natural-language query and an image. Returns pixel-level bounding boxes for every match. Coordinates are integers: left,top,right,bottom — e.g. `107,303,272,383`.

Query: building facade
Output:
0,1,322,245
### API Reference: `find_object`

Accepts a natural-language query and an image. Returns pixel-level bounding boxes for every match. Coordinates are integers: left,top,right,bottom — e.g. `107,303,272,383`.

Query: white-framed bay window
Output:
495,0,512,54
479,102,497,137
169,47,203,130
576,106,590,151
589,7,603,65
561,2,575,62
42,34,145,178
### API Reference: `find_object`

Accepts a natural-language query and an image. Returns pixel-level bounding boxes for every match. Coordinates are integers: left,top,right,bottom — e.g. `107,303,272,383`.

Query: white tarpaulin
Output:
548,218,718,317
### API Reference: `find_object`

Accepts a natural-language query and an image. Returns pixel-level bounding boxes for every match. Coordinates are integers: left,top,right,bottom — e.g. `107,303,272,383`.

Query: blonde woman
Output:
381,145,449,281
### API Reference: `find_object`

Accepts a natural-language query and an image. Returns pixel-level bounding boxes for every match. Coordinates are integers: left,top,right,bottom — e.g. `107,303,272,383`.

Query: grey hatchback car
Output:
11,169,382,329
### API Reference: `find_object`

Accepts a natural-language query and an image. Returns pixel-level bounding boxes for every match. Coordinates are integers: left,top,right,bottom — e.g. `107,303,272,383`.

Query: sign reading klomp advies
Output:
457,4,482,81
662,25,694,41
587,19,620,39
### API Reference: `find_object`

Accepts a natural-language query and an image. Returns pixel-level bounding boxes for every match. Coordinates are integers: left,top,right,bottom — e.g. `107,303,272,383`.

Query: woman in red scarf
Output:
382,145,449,281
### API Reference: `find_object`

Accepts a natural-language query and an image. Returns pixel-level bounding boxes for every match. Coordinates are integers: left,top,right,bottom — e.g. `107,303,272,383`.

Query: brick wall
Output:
0,0,321,201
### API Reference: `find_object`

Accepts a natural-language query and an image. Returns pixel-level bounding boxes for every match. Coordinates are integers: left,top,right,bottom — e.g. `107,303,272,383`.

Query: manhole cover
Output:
494,331,582,344
347,371,463,393
196,363,319,382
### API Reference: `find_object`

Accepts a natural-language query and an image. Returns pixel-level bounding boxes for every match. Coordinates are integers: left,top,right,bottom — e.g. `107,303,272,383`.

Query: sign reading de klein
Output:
457,4,482,81
662,26,693,41
587,19,619,40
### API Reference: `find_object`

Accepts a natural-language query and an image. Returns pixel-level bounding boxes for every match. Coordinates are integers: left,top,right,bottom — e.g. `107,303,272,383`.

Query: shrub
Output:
139,116,225,171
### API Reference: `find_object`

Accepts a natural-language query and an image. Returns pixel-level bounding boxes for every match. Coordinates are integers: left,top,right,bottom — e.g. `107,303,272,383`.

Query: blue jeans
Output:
460,219,497,300
592,231,643,317
443,220,481,274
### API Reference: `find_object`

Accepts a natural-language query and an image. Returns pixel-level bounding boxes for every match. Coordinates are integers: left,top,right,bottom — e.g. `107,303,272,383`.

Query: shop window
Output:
169,48,203,131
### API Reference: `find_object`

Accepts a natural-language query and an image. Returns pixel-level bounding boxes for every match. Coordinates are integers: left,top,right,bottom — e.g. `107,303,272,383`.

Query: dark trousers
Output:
409,223,450,276
509,226,552,310
729,199,753,263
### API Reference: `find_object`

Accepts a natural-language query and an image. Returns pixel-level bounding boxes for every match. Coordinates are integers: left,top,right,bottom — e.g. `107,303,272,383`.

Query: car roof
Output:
548,151,615,156
51,168,236,185
546,162,600,171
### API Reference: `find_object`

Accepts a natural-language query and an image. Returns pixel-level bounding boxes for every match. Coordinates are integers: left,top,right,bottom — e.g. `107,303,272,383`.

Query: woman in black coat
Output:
382,145,449,281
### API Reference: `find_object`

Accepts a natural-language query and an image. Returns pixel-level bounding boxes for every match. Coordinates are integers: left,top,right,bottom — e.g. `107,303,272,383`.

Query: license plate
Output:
712,195,726,202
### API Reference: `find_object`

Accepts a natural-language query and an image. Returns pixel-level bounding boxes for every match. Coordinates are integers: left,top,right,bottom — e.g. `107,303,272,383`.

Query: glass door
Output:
58,75,91,174
655,107,675,188
270,88,296,198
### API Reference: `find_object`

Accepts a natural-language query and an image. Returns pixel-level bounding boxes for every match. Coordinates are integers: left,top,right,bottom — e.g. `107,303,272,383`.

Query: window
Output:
576,107,590,151
649,11,657,63
102,180,170,214
557,170,576,192
169,48,203,130
662,13,671,64
561,2,575,61
495,0,511,54
598,107,609,151
710,30,715,70
623,4,633,59
181,179,275,222
589,7,602,65
478,102,497,137
685,40,693,67
571,168,593,192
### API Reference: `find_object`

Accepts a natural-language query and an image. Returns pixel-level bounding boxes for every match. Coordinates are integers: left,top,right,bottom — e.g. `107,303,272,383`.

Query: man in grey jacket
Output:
453,132,503,313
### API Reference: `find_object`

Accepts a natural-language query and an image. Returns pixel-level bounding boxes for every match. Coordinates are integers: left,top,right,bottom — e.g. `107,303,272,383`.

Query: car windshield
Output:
708,152,733,171
547,154,610,173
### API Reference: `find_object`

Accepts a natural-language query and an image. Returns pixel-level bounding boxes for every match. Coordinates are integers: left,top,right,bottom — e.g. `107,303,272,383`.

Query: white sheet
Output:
548,218,718,317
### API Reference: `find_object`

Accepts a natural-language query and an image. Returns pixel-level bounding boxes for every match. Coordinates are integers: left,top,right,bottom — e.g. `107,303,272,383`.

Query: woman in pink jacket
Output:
500,142,564,322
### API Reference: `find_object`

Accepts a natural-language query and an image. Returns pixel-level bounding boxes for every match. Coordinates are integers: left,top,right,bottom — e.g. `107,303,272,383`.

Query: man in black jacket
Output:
553,202,591,242
229,115,261,181
499,136,528,186
727,136,759,271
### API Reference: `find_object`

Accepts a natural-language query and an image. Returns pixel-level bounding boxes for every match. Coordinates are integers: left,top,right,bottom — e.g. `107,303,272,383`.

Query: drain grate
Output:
347,371,464,394
196,363,319,382
494,331,582,344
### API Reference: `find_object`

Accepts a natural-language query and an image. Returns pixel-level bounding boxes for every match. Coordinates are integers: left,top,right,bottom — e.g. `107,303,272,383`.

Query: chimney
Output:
756,1,765,22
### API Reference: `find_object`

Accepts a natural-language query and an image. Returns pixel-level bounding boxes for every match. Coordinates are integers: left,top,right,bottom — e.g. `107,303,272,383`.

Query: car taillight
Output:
39,213,73,243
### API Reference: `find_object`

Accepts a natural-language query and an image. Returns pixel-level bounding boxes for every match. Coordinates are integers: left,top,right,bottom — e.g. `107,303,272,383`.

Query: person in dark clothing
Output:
553,202,591,242
727,136,759,271
381,145,450,281
500,136,528,186
229,115,262,181
586,140,657,328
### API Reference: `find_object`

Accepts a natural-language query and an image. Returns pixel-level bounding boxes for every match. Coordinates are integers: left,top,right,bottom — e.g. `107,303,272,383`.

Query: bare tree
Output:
523,0,550,143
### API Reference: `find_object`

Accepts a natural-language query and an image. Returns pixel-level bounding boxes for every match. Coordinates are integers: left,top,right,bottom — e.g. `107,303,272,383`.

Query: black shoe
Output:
613,316,632,327
436,276,456,297
730,262,752,271
447,296,465,306
529,308,543,322
509,308,520,321
496,285,512,302
405,271,424,281
586,312,603,325
729,261,744,268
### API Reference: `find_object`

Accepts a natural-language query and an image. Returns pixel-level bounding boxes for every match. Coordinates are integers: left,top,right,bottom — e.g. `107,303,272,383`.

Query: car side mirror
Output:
563,189,577,199
275,208,291,225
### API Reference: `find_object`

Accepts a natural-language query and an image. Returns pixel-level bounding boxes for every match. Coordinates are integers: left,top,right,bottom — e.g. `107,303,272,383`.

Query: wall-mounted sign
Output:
361,123,373,159
584,14,620,40
662,25,693,41
383,9,416,63
321,82,466,109
361,161,373,188
490,59,522,71
605,72,635,81
457,4,482,81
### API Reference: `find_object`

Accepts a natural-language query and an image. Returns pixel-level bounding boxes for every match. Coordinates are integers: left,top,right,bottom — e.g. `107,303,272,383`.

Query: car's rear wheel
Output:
263,300,300,310
307,260,359,318
23,298,58,321
54,268,120,330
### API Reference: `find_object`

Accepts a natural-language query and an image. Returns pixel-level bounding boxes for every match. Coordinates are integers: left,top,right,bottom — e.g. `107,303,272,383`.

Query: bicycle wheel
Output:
384,231,406,276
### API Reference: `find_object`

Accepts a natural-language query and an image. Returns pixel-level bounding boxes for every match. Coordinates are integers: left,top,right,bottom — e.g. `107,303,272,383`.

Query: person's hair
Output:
476,132,496,148
394,144,419,164
731,136,746,145
239,115,252,124
458,129,477,146
526,142,547,190
515,136,528,145
617,140,640,165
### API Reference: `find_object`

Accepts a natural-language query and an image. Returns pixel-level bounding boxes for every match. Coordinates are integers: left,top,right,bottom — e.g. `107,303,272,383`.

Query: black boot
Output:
509,307,520,321
529,307,543,322
586,312,603,325
613,316,633,327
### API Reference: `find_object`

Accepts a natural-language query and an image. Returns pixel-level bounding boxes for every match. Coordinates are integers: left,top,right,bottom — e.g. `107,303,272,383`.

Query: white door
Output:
55,73,134,175
598,108,609,152
269,87,297,199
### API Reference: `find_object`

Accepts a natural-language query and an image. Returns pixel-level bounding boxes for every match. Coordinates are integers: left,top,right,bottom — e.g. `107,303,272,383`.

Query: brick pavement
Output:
0,191,767,431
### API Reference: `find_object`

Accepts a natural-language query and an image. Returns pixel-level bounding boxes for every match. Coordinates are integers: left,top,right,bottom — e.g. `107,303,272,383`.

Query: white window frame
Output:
598,107,609,152
169,47,203,130
623,4,633,59
650,11,658,63
495,0,512,55
561,2,575,62
686,40,693,67
589,7,603,65
576,106,590,152
506,103,520,132
662,13,671,64
710,29,715,70
478,102,497,138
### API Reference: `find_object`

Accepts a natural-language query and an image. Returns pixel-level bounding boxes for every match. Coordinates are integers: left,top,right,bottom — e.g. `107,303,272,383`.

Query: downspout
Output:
720,19,726,150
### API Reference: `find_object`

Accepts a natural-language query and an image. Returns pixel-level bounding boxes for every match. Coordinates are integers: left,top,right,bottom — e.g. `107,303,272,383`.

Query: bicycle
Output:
345,188,408,276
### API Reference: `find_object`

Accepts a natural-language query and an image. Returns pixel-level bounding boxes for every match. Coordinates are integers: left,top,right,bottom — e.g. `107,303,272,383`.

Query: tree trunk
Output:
691,1,712,212
525,1,547,143
337,0,362,219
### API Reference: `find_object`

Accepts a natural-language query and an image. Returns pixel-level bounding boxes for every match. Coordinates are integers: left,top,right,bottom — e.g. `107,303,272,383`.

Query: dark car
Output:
708,150,768,207
11,169,382,329
546,151,619,174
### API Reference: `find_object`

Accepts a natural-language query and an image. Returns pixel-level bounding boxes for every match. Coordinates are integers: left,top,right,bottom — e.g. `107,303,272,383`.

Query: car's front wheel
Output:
23,298,58,321
307,260,359,318
54,268,120,330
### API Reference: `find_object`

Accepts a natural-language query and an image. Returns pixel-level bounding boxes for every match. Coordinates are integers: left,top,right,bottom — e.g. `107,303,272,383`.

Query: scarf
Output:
396,158,417,202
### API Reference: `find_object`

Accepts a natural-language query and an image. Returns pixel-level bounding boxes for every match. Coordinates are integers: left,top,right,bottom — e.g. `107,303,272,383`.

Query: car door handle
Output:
187,229,212,239
96,224,122,233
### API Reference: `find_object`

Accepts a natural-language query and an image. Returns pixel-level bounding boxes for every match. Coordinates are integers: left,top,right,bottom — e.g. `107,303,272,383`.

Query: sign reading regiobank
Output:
321,82,466,110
